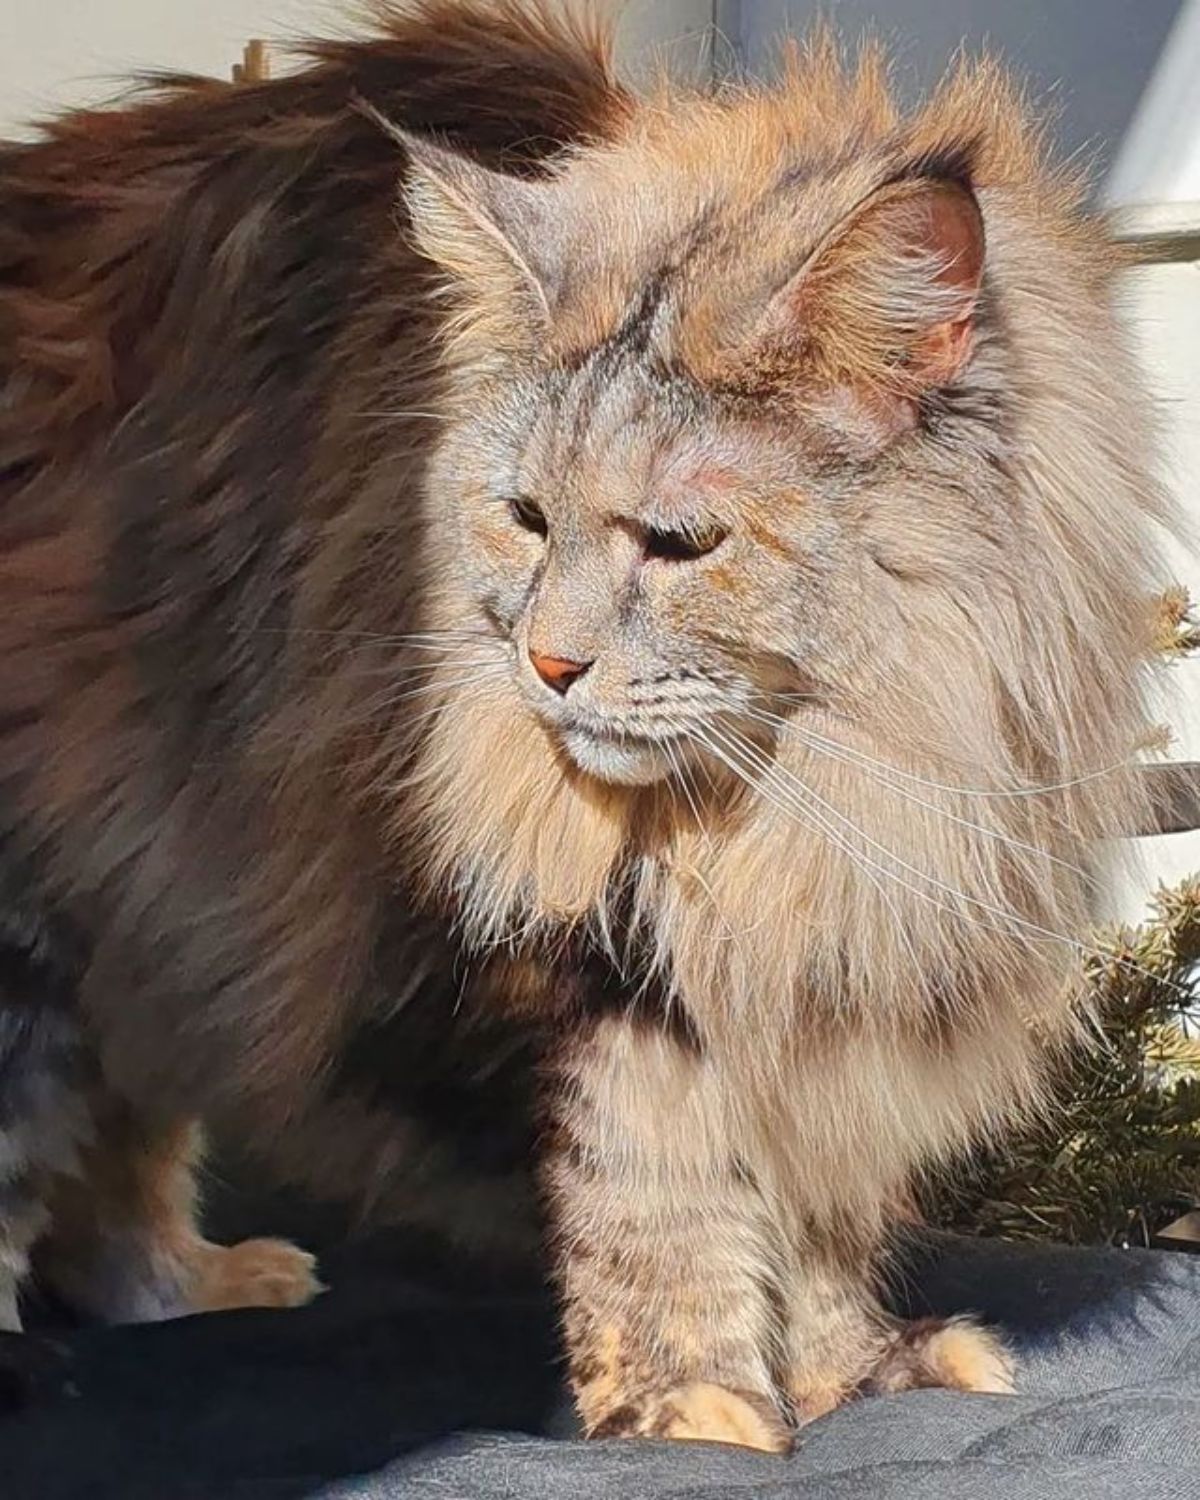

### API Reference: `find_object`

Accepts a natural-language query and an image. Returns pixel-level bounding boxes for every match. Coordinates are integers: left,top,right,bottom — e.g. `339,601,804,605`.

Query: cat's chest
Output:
559,860,806,1031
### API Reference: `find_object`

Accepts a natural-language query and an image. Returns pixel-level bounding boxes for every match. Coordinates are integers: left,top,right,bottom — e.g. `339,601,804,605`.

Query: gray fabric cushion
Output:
314,1236,1200,1500
2,1229,1197,1499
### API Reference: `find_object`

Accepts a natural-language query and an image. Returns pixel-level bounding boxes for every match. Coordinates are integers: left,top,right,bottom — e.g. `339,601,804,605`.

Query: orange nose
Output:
529,650,592,694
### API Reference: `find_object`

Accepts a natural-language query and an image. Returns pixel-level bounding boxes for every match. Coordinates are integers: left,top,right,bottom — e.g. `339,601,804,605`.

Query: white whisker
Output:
352,408,449,421
744,705,1092,883
696,724,928,978
762,694,1132,800
705,722,1193,1001
349,667,511,725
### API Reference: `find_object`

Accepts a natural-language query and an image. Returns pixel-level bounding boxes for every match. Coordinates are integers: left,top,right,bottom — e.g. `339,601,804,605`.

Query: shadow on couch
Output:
3,1163,1198,1500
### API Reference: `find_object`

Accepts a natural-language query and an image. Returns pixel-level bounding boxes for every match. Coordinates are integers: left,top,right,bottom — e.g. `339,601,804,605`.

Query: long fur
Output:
405,28,1168,1213
0,0,1171,1438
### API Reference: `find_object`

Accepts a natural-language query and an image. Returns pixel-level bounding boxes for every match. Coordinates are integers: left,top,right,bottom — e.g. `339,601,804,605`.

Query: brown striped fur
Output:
0,1,1169,1450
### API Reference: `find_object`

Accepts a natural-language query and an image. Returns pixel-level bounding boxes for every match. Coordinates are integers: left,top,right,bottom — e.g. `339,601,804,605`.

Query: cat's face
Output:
444,362,854,786
407,117,986,786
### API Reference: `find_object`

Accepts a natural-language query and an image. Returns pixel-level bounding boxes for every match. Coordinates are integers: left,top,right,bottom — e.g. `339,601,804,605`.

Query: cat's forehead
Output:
537,116,890,375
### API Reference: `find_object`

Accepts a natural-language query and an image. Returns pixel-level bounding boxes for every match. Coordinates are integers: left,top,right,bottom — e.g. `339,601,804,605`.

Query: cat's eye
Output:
508,496,548,537
643,523,727,563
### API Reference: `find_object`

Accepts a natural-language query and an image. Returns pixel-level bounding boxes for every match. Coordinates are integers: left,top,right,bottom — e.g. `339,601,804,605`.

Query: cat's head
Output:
400,50,1157,797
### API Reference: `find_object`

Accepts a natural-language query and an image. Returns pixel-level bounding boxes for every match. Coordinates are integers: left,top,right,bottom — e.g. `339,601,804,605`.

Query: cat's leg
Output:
544,1016,792,1453
38,1100,322,1323
782,1229,1014,1423
0,989,94,1330
781,1234,891,1422
866,1315,1015,1399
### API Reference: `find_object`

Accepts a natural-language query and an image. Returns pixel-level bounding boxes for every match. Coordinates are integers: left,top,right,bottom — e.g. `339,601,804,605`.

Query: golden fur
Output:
407,28,1163,1196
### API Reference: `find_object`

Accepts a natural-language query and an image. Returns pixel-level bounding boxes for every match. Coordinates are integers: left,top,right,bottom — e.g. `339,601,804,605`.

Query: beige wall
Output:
0,1,714,136
0,1,340,134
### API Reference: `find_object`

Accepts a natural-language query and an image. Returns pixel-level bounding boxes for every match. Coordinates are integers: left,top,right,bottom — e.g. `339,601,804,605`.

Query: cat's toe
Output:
592,1381,793,1452
788,1375,853,1426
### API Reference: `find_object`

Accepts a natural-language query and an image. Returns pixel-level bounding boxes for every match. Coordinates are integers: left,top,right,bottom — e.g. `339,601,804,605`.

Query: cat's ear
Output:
397,130,560,349
743,170,984,438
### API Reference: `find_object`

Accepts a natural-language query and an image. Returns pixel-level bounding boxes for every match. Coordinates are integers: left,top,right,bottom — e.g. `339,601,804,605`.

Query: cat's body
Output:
0,0,1168,1448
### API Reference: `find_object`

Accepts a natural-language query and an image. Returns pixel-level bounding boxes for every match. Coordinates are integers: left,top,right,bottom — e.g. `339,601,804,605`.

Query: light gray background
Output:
717,0,1183,182
0,2,1186,187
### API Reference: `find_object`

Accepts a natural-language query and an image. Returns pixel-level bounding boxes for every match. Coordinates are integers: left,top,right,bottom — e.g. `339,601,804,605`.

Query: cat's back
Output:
0,1,626,510
0,0,629,811
0,7,629,1220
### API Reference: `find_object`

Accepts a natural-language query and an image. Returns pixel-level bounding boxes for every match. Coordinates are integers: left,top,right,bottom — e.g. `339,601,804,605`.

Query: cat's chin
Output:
559,727,672,787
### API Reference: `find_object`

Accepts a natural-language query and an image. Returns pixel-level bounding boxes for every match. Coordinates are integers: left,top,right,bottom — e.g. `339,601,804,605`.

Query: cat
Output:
0,0,1170,1450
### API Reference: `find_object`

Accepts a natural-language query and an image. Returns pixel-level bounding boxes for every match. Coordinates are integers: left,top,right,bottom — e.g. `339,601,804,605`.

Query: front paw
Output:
590,1382,793,1453
187,1237,324,1313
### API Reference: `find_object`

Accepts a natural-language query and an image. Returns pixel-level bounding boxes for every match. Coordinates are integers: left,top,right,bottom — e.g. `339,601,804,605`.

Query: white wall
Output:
1108,0,1200,205
725,0,1185,199
1107,246,1200,921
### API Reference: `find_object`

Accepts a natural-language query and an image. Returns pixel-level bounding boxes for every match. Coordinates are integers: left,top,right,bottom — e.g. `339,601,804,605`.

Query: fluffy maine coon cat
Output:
0,0,1170,1449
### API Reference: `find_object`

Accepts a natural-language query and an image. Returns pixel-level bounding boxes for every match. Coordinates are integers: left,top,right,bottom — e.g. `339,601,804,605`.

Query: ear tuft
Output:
403,130,553,312
717,166,985,443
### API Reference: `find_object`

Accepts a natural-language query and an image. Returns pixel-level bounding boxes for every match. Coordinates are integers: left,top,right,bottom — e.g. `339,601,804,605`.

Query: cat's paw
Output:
867,1316,1015,1396
591,1381,793,1452
188,1237,324,1313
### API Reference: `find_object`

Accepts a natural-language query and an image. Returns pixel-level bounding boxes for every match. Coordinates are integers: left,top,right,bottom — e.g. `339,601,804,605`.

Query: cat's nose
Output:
528,650,593,694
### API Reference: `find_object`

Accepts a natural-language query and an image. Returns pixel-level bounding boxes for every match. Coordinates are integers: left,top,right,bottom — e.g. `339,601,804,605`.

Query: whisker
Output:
725,721,1075,946
382,668,511,706
340,684,511,776
706,723,1082,973
743,706,1092,884
668,743,710,846
761,694,1133,800
326,633,499,653
709,722,1194,1001
228,625,493,642
695,725,927,976
352,408,450,422
356,679,512,740
347,667,511,726
382,655,508,680
301,654,508,683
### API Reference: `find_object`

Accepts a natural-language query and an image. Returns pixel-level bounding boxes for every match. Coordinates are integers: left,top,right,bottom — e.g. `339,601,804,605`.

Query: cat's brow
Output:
640,460,742,525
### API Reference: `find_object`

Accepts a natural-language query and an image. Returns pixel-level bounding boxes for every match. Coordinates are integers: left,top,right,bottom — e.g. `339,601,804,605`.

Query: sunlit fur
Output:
393,28,1170,1425
407,29,1166,1139
0,0,1172,1441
